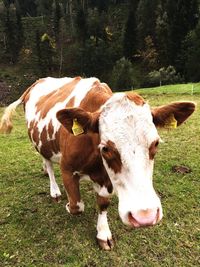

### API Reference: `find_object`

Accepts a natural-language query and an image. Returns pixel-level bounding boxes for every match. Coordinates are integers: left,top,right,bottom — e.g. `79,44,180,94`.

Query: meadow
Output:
0,84,199,267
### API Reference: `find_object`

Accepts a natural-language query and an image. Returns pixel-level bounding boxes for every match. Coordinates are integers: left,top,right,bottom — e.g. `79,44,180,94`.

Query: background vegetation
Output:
0,0,200,103
0,85,199,266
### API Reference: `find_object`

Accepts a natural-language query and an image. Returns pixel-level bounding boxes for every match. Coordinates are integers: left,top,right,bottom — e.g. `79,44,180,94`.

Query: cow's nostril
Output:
128,208,160,227
128,212,140,228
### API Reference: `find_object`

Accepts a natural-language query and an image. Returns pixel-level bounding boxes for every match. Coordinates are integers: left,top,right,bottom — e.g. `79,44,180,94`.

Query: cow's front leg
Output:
96,195,114,250
61,170,84,215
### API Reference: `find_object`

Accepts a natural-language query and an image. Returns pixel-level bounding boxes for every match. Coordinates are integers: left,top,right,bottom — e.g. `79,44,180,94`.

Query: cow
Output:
0,77,195,250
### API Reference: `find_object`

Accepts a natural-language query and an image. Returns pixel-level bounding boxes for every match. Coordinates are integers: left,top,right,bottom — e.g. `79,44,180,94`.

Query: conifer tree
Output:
123,1,139,60
136,0,158,49
166,0,199,67
53,0,61,42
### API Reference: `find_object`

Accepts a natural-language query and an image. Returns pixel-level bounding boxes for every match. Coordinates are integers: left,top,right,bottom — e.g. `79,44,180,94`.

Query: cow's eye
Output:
102,146,109,153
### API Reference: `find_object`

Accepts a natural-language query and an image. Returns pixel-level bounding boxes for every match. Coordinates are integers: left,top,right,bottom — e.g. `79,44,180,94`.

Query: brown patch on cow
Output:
126,92,145,106
28,120,61,159
28,120,40,147
36,77,81,119
48,120,54,139
97,195,110,212
66,96,75,108
80,82,112,112
101,140,122,173
40,126,52,159
40,126,60,159
149,140,159,160
59,128,112,190
54,129,60,151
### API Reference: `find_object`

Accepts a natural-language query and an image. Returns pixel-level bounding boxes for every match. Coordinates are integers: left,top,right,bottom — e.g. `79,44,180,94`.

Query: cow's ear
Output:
152,102,196,128
56,108,99,135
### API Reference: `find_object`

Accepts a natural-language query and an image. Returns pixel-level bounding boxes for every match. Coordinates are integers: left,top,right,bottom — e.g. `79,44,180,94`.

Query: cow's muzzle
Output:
128,207,162,227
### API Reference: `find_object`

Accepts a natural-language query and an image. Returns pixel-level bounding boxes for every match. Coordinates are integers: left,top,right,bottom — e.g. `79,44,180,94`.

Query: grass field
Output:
0,84,199,266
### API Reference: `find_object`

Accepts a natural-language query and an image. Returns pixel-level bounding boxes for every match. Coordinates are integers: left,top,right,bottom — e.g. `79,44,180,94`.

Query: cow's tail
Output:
0,80,42,134
0,98,23,134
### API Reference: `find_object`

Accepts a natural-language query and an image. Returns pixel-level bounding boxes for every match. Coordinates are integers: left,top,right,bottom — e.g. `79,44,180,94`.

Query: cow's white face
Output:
99,93,163,227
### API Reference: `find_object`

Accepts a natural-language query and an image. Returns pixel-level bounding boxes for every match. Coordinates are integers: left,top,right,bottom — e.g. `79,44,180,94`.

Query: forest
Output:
0,0,200,100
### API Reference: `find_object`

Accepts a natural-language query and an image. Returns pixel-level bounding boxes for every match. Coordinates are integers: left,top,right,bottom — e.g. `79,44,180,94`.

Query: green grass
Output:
135,82,200,96
0,84,199,266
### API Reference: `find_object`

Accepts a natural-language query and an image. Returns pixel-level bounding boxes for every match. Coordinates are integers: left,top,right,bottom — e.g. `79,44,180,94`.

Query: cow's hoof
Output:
66,202,84,215
97,238,114,250
52,195,61,203
50,186,61,200
66,203,71,213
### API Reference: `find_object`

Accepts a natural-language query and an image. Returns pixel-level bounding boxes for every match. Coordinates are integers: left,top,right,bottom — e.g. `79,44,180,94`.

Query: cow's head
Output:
57,93,195,228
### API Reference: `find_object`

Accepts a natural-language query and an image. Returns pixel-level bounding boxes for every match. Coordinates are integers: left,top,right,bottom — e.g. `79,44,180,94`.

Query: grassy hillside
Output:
0,85,199,266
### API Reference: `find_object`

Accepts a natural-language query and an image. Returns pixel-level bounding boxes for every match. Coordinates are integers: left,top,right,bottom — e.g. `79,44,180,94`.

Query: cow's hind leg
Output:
42,159,48,175
96,195,114,250
43,159,61,201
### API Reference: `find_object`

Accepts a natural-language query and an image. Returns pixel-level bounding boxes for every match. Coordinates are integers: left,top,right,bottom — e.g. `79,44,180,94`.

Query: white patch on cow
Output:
99,93,162,226
66,203,70,213
80,174,91,182
93,184,111,198
77,201,85,212
96,211,112,241
66,201,85,213
25,77,100,147
73,172,91,183
73,77,99,106
44,159,61,198
50,152,62,163
25,77,74,126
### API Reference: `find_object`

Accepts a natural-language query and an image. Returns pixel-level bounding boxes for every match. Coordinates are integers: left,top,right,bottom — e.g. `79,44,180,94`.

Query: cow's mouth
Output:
128,208,160,228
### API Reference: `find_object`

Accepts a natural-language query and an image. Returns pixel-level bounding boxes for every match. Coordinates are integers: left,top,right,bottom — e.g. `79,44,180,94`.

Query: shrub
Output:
147,66,183,87
110,57,135,91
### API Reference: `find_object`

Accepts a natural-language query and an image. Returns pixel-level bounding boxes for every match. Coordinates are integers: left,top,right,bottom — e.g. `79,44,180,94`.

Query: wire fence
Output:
190,83,200,95
136,83,200,95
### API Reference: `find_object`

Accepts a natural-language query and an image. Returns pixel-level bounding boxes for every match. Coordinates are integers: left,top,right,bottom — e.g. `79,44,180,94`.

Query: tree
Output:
136,0,159,49
137,36,159,73
110,57,135,91
2,6,22,63
39,33,56,76
2,0,15,8
166,0,199,68
155,2,170,66
180,21,200,82
123,1,139,60
53,0,62,42
75,6,88,44
147,66,182,86
17,0,37,16
90,0,109,13
36,0,53,16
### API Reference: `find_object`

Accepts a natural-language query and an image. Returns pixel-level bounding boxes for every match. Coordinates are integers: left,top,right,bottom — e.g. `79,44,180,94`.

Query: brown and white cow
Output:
0,77,195,250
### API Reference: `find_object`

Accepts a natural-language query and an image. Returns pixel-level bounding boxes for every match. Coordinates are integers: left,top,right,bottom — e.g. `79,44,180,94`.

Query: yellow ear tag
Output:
164,114,177,129
72,119,84,136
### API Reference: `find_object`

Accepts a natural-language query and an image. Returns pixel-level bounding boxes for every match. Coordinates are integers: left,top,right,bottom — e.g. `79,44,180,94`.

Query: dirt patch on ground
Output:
0,80,11,106
172,165,192,174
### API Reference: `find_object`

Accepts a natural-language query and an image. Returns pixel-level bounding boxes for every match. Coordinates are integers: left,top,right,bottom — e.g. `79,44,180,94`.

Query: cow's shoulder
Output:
80,81,113,112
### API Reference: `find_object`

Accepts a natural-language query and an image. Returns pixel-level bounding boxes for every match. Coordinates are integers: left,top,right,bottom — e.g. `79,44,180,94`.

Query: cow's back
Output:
25,77,112,162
